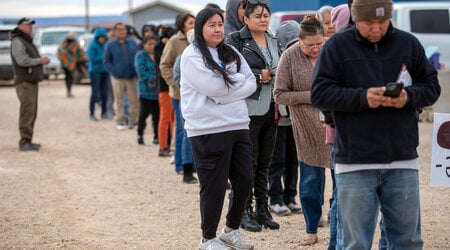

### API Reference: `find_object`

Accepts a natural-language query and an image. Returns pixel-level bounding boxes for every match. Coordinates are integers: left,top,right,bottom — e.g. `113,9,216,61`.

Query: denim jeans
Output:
335,169,422,250
299,161,325,234
328,145,338,250
268,125,298,206
171,98,194,172
89,72,109,116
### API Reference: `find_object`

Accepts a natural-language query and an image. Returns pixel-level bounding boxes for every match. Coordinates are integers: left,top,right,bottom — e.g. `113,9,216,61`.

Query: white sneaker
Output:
219,229,254,250
270,203,289,216
116,124,127,131
287,202,303,214
199,237,228,250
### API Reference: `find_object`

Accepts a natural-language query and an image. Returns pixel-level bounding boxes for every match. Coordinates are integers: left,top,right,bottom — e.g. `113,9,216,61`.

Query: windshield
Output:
41,31,85,46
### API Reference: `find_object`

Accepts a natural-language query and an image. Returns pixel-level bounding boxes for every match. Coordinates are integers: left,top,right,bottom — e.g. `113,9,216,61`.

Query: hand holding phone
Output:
383,82,404,98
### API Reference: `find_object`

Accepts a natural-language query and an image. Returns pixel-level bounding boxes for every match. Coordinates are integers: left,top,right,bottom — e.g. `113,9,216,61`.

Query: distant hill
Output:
1,15,127,30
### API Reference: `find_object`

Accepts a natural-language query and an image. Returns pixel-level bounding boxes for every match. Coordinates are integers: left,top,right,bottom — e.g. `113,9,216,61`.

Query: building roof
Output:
124,0,191,15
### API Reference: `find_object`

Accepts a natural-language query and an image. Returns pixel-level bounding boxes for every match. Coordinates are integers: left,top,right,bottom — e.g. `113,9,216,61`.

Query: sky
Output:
0,0,225,18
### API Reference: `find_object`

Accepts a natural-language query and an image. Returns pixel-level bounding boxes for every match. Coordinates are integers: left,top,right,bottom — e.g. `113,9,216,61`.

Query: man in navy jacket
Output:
104,22,138,130
311,0,440,249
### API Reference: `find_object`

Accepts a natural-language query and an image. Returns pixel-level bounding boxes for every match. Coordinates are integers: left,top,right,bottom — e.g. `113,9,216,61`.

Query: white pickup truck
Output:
392,2,450,69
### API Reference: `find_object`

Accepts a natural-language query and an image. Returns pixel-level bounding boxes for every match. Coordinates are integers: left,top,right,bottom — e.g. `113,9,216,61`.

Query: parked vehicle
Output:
0,25,15,81
33,26,86,79
77,33,94,84
269,10,314,34
392,2,450,69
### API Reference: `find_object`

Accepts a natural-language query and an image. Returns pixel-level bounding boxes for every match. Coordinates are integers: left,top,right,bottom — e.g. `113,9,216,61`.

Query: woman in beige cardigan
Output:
273,15,331,247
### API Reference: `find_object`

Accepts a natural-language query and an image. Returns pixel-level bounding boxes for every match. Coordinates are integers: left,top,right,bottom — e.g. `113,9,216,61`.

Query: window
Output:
410,9,450,34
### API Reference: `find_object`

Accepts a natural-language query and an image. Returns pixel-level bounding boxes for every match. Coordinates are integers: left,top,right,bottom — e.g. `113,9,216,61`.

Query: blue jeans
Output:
299,161,325,234
328,145,338,250
171,98,194,172
89,72,109,116
336,169,422,250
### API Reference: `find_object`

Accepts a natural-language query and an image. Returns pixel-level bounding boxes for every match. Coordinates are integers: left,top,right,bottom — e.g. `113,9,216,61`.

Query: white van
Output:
33,26,86,78
0,25,15,81
392,2,450,69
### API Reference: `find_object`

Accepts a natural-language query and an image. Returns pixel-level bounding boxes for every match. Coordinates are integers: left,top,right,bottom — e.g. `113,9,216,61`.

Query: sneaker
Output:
287,203,303,214
269,204,289,216
116,124,127,131
128,123,137,130
170,155,175,164
199,237,228,250
19,142,40,152
89,114,98,121
219,228,254,250
183,174,198,184
137,135,144,145
158,148,171,157
152,138,159,145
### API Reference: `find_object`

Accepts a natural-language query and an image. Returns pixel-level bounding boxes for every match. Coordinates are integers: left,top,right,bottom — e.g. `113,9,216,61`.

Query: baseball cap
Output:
17,17,35,25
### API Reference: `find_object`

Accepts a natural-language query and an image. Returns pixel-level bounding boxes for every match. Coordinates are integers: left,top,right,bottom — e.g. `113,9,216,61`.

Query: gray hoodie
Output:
224,0,244,36
275,20,300,52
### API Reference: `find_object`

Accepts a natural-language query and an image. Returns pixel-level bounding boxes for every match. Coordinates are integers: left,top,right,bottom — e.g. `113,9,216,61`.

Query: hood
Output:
9,27,33,43
224,0,244,35
276,20,300,52
93,27,107,40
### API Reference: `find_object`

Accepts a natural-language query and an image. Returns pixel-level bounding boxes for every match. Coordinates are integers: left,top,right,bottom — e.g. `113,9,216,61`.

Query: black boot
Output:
183,164,198,184
255,203,280,230
240,205,262,232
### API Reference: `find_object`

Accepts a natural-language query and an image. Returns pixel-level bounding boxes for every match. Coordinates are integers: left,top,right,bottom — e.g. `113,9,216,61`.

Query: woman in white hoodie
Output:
180,7,256,250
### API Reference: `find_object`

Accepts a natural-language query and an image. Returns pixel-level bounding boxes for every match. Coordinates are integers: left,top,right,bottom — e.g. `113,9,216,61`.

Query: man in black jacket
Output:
10,17,50,151
311,0,440,249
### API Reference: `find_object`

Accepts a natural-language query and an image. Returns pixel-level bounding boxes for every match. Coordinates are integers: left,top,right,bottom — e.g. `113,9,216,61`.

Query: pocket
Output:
191,134,224,170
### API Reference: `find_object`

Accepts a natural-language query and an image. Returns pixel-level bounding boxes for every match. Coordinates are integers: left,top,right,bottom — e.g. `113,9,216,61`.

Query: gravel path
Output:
0,81,449,249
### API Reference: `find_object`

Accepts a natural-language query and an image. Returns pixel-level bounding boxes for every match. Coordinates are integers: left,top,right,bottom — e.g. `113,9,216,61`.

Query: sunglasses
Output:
244,0,268,9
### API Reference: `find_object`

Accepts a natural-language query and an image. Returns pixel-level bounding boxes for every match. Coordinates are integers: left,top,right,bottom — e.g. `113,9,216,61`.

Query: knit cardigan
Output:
273,43,331,168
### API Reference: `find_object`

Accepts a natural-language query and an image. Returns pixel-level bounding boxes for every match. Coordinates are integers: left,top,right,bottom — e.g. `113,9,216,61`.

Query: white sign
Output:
430,113,450,187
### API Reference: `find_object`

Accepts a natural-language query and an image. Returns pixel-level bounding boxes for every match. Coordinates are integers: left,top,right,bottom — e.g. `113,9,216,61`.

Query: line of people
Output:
10,0,440,249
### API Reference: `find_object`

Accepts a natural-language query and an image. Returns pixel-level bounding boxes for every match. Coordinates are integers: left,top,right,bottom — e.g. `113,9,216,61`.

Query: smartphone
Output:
383,82,404,97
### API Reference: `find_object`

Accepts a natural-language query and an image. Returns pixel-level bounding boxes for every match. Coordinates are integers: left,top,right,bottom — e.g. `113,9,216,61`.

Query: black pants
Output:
268,125,299,206
63,67,73,93
190,130,253,239
247,104,278,206
137,98,159,140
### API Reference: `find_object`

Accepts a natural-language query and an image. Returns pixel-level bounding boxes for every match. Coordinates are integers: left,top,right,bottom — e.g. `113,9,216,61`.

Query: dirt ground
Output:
0,80,449,249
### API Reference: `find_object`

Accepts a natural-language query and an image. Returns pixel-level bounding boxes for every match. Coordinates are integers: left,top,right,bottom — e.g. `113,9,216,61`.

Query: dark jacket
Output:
154,42,169,93
103,37,137,79
227,26,281,116
10,28,43,84
311,23,440,165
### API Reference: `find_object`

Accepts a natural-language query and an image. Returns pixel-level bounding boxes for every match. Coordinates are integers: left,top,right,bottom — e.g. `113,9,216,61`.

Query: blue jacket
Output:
311,23,440,165
134,50,158,100
103,37,137,79
88,28,107,73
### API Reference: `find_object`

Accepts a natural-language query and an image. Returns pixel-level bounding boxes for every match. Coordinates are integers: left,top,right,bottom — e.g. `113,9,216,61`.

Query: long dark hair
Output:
194,8,241,88
175,13,195,34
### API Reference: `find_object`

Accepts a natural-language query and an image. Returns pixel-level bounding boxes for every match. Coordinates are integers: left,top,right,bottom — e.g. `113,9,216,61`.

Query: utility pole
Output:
85,0,90,31
128,0,133,25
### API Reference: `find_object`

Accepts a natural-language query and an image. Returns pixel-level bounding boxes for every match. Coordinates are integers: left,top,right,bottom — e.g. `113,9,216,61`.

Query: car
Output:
269,10,315,34
392,2,450,69
0,24,15,81
33,26,87,79
77,32,94,84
